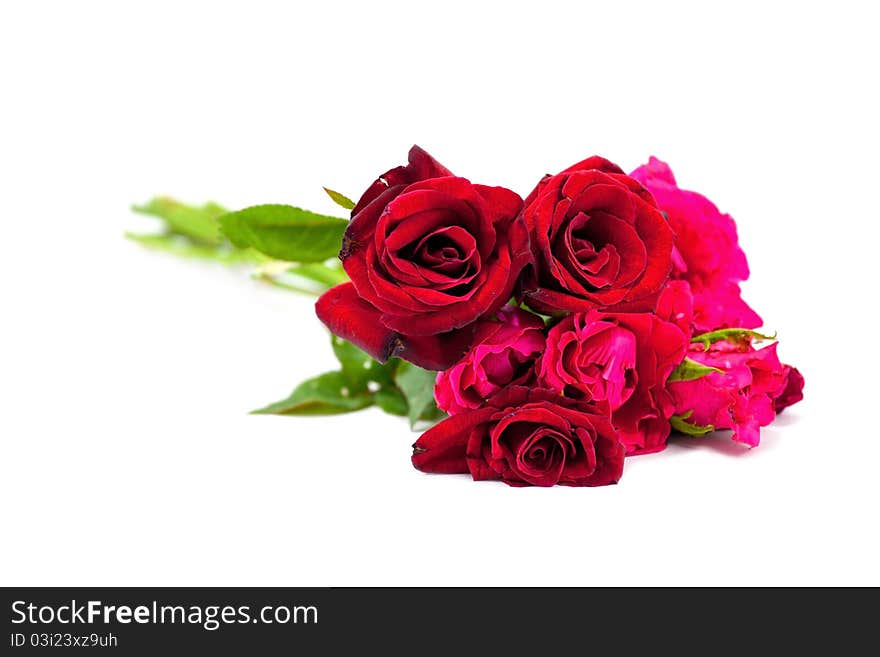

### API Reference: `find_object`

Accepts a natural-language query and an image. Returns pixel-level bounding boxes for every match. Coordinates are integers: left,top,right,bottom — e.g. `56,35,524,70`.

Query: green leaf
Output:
331,335,393,389
374,386,408,416
129,197,267,266
692,328,777,351
393,360,444,429
323,187,356,211
670,411,715,437
419,402,445,425
125,232,261,265
251,371,372,416
218,204,348,263
252,337,413,418
667,357,723,383
132,197,227,245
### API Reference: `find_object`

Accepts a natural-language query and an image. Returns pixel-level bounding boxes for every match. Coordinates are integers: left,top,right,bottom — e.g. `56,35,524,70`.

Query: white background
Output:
2,1,877,586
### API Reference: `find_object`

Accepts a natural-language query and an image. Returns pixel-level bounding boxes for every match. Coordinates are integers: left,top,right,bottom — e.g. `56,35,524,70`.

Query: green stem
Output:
252,272,321,296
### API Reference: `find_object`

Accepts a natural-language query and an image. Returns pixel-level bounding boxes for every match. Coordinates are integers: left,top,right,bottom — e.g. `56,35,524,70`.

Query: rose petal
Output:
560,155,625,176
351,145,453,216
656,280,694,336
622,201,674,302
775,367,804,413
412,408,495,474
315,283,397,362
316,282,474,370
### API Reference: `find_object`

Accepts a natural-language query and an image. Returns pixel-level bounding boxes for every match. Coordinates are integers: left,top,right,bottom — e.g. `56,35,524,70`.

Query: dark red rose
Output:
317,146,531,370
315,283,477,371
412,387,624,487
519,156,674,314
350,145,453,216
536,284,690,455
775,366,804,413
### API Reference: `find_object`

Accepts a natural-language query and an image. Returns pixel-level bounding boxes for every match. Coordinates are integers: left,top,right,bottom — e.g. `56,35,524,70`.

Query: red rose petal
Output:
350,145,453,216
406,144,454,181
560,155,625,176
412,408,495,474
315,283,397,362
316,282,475,370
622,202,674,302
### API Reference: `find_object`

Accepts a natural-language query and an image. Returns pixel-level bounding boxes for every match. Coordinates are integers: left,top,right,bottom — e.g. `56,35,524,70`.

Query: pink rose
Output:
536,289,690,455
629,157,762,332
434,306,545,415
668,340,803,446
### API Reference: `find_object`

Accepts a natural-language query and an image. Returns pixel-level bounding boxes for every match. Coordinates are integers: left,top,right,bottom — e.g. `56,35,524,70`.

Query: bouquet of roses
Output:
130,146,803,487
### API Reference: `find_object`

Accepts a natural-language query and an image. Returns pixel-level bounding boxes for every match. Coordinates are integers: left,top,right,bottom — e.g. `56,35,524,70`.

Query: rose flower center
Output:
554,210,648,292
494,422,573,486
399,225,478,281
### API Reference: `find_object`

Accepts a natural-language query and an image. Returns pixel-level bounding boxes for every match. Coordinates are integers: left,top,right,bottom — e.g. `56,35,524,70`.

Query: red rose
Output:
316,146,531,370
350,144,453,216
655,280,695,338
412,387,624,487
520,156,674,314
537,284,690,455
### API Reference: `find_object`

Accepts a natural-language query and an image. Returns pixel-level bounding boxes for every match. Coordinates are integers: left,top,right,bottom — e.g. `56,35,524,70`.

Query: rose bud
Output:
519,155,674,314
537,297,689,455
629,157,762,332
412,387,624,487
668,339,803,447
434,306,545,416
316,146,531,370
